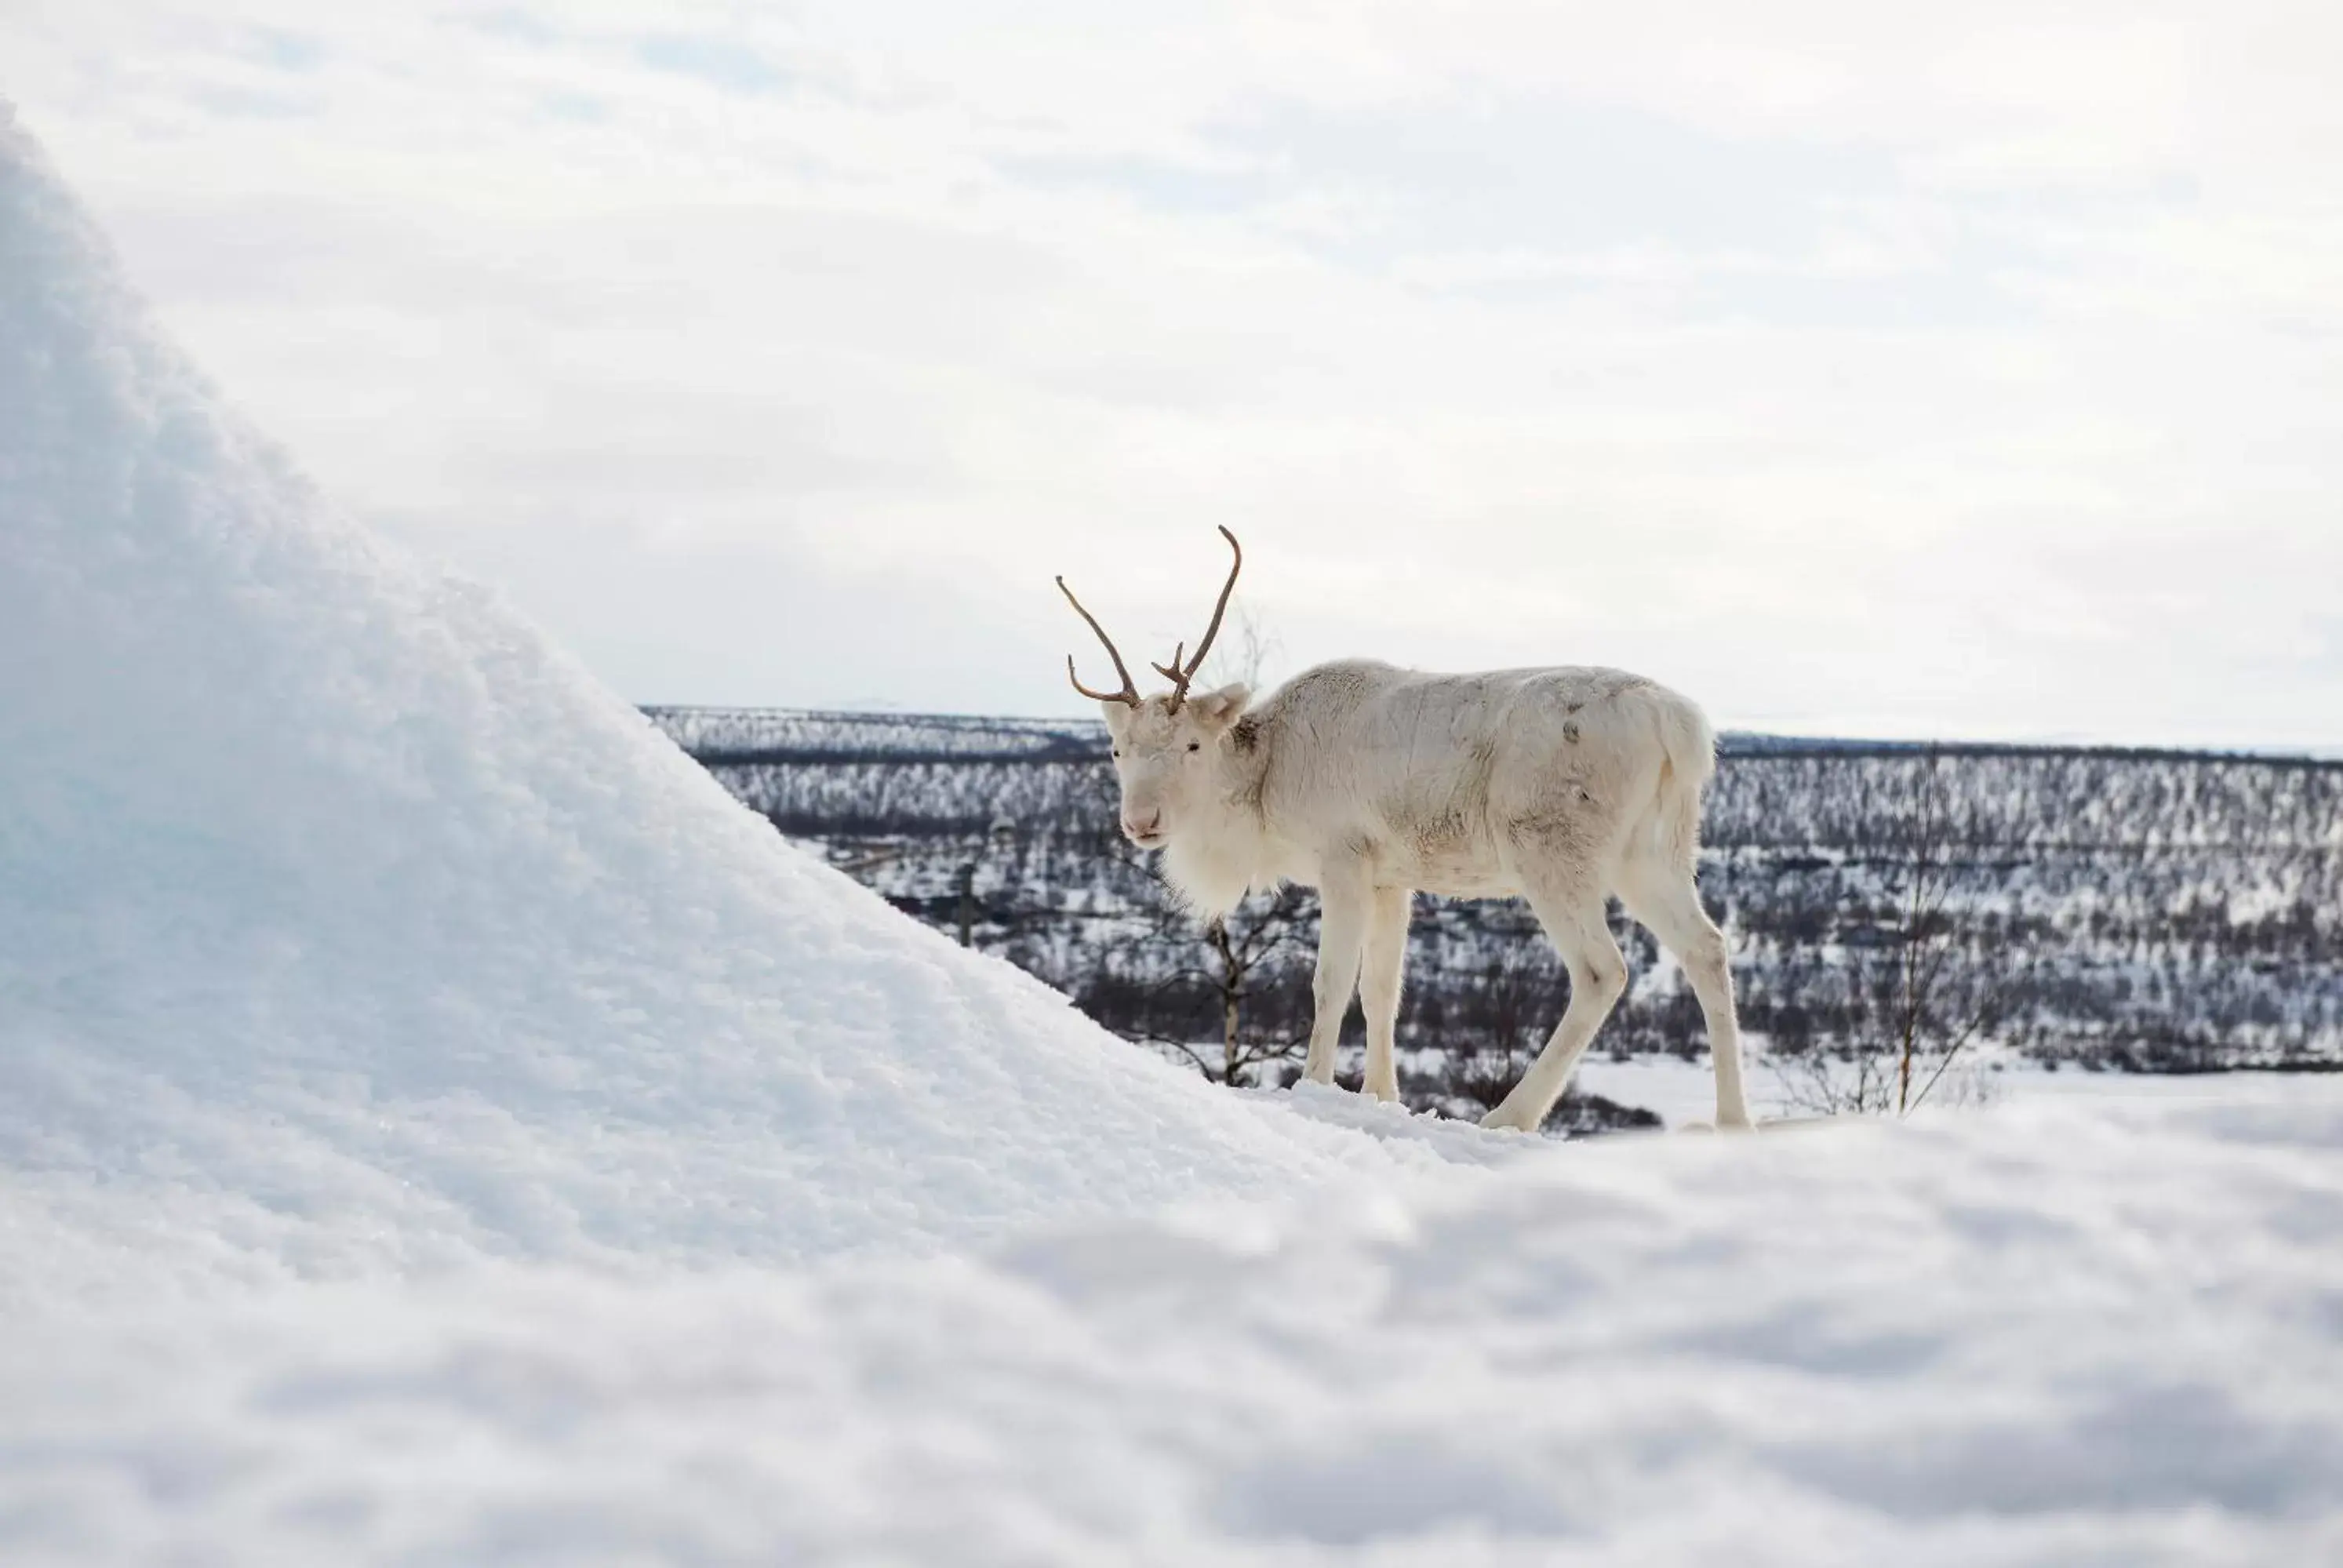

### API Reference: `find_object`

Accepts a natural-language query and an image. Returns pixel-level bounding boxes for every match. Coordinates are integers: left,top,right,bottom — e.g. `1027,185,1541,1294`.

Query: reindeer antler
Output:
1057,575,1141,707
1152,526,1243,712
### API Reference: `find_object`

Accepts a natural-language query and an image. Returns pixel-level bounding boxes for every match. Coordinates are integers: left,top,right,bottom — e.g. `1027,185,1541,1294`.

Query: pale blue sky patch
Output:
1207,93,1902,257
464,7,560,47
184,84,316,122
239,27,323,72
1053,92,2072,334
535,92,609,125
995,153,1286,220
633,33,791,96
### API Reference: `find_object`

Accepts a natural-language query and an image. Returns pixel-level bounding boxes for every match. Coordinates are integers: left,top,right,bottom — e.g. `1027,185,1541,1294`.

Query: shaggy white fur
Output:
1102,659,1751,1132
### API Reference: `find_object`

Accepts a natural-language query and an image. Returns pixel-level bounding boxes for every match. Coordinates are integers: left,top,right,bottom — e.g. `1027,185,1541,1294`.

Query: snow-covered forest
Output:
652,705,2343,1101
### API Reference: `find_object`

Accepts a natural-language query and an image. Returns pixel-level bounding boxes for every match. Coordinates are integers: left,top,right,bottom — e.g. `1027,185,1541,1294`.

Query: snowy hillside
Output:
6,102,2342,1566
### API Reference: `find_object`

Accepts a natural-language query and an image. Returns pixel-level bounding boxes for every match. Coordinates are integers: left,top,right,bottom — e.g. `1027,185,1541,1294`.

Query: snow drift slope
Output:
0,105,1384,1299
7,1090,2343,1566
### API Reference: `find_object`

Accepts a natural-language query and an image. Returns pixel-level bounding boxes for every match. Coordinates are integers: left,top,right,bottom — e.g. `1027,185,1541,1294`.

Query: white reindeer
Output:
1059,528,1751,1133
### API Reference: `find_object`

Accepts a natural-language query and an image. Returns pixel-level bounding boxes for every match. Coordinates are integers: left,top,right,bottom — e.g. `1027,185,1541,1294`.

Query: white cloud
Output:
5,0,2339,744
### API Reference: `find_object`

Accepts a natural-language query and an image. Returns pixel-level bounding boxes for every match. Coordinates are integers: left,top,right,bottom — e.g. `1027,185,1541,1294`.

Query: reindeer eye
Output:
1111,748,1121,759
1187,741,1200,751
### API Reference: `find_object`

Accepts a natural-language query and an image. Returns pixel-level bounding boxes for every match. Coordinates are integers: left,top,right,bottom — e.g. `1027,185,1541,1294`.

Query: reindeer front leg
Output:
1359,883,1410,1102
1302,860,1370,1086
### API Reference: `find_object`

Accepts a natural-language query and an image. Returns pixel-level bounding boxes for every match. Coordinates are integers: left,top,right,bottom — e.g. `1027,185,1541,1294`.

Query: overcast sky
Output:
9,2,2340,745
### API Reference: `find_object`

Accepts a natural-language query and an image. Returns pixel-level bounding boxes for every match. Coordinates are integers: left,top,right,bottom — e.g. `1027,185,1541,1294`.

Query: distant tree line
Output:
648,708,2343,1111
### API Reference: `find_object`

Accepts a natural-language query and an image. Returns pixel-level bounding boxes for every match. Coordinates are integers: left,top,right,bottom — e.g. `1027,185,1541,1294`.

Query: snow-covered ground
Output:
1567,1052,2343,1131
5,102,2342,1564
10,1087,2343,1565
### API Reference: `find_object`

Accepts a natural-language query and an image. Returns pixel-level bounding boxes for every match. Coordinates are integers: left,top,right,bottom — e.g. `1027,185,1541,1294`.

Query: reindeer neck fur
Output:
1159,721,1275,922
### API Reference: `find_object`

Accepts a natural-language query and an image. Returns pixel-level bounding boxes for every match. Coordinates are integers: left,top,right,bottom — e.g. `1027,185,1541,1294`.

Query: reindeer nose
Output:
1122,810,1162,842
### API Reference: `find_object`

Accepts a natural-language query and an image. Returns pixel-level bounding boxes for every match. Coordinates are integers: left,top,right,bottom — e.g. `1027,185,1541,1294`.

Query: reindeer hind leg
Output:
1481,870,1624,1133
1618,857,1751,1130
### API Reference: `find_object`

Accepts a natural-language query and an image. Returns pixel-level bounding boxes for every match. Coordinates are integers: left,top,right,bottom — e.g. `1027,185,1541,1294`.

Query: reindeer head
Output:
1058,526,1251,849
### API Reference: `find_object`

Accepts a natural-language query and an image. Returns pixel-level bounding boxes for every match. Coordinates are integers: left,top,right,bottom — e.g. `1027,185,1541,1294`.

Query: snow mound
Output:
7,1090,2341,1565
0,106,1402,1303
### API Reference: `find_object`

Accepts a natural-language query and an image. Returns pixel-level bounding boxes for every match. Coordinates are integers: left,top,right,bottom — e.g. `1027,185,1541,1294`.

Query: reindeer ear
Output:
1188,682,1251,730
1101,700,1134,737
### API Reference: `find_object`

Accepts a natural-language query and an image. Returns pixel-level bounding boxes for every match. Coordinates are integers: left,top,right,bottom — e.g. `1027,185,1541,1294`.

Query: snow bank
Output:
0,105,1403,1304
8,1090,2341,1565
